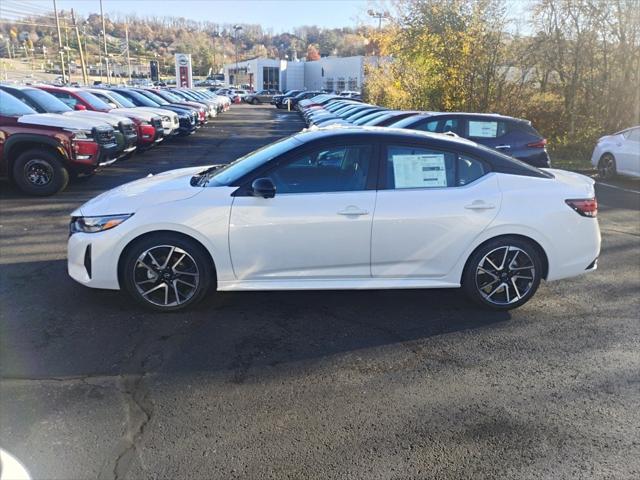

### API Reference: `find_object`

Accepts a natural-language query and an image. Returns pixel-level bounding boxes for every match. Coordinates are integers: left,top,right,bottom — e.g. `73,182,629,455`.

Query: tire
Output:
121,233,215,312
598,153,617,179
12,148,69,196
462,236,543,310
251,98,259,105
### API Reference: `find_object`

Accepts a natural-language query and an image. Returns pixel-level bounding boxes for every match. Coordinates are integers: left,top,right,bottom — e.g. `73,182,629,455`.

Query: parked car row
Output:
294,94,552,168
0,85,232,196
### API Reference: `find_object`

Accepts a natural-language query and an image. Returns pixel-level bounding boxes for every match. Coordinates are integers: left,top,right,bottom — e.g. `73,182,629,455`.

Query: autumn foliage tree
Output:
365,0,640,161
306,44,321,61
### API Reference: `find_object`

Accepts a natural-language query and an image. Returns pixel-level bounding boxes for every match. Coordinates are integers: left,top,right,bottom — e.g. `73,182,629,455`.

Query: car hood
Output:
74,166,211,217
133,107,179,118
109,107,156,121
17,113,101,130
63,111,133,127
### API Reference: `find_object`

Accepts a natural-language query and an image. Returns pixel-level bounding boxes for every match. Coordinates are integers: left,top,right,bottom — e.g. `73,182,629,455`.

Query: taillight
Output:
527,138,547,148
565,198,598,218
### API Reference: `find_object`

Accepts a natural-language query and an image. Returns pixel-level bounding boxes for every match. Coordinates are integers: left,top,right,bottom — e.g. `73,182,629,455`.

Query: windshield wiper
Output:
190,164,224,186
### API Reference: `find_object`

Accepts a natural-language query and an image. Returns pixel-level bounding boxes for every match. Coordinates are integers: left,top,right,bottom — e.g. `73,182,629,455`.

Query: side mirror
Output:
251,177,276,198
74,103,87,110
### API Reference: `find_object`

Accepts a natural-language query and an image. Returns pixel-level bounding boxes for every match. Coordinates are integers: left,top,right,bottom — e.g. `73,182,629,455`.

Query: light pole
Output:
233,25,242,86
367,9,389,30
212,31,220,75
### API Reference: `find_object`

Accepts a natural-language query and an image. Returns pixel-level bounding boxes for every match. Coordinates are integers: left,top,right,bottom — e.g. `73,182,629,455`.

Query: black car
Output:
388,113,551,167
272,90,303,109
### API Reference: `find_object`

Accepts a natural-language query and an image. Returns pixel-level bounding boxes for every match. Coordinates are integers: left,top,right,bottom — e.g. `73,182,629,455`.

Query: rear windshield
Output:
0,90,37,116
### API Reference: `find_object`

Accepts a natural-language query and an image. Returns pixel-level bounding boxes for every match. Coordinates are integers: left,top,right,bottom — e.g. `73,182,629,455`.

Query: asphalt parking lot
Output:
1,104,639,480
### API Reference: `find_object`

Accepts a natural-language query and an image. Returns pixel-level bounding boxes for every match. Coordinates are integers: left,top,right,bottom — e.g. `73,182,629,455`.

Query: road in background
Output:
1,105,639,480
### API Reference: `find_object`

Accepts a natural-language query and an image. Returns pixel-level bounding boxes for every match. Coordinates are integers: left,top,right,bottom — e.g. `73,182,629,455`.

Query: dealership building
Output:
223,56,377,92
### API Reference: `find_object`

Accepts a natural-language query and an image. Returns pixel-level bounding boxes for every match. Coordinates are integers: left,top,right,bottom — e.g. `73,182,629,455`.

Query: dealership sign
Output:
175,53,193,88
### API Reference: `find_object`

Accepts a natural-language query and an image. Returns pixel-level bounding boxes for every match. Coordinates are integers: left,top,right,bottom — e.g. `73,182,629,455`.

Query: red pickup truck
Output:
0,90,104,195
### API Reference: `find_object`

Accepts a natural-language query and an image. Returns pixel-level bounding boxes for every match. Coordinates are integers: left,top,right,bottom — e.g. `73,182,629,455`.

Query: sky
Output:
13,0,376,32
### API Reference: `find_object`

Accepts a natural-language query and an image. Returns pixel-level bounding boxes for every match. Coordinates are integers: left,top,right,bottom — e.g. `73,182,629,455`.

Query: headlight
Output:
70,214,132,234
68,128,93,140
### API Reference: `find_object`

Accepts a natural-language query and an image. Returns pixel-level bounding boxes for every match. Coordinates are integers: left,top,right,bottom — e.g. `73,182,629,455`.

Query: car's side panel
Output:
371,174,502,278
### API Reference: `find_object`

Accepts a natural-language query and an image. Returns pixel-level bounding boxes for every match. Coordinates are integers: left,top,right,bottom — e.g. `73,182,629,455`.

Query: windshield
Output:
164,90,189,102
107,91,136,108
388,114,430,128
0,90,37,116
117,90,159,107
25,89,71,113
138,90,170,105
194,136,301,186
75,91,112,110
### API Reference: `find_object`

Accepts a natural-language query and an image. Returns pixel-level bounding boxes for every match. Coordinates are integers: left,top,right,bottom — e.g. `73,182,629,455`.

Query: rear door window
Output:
383,144,487,189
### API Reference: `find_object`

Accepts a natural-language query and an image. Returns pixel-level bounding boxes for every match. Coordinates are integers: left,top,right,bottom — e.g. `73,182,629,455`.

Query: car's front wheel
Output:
121,233,214,312
598,153,617,179
13,149,69,196
462,237,542,310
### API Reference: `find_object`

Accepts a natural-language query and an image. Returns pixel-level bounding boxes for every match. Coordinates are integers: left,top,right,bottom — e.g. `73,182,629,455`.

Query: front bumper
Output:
68,230,122,290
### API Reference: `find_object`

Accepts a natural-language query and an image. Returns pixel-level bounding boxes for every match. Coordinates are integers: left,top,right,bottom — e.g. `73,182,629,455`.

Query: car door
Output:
618,128,640,175
371,142,501,278
229,141,378,280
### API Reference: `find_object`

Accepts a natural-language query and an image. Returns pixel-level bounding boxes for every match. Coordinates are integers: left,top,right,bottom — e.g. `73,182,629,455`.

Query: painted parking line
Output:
596,182,640,195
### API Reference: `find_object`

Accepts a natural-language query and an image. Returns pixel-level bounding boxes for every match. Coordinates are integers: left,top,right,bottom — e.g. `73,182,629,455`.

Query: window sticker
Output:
469,121,498,138
392,154,447,188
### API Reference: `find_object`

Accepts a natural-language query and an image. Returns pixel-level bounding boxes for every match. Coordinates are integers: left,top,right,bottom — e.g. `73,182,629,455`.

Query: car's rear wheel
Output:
598,153,617,179
462,237,542,310
12,149,69,196
121,233,214,312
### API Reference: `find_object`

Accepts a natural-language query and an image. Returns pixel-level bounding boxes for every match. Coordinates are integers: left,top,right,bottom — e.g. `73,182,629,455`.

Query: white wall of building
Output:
223,55,374,92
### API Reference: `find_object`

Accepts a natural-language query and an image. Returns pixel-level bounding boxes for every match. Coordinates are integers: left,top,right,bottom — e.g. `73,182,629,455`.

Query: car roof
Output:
408,112,528,123
295,125,478,147
291,125,550,178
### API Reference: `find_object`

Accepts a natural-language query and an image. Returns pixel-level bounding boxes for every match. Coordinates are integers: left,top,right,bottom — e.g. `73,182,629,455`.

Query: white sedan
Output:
591,126,640,179
67,127,601,312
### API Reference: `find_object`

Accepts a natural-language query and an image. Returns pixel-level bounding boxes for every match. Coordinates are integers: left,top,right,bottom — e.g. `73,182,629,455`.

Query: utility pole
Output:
53,0,66,83
100,0,111,84
71,9,88,85
233,25,242,86
125,23,132,84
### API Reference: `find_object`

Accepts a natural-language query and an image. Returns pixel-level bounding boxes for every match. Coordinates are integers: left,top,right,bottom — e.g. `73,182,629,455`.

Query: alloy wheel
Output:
24,159,54,186
475,246,536,306
133,245,200,307
598,155,615,179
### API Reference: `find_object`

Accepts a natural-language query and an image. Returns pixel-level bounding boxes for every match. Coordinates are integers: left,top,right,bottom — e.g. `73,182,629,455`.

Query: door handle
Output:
465,201,496,210
495,145,511,150
338,206,369,216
